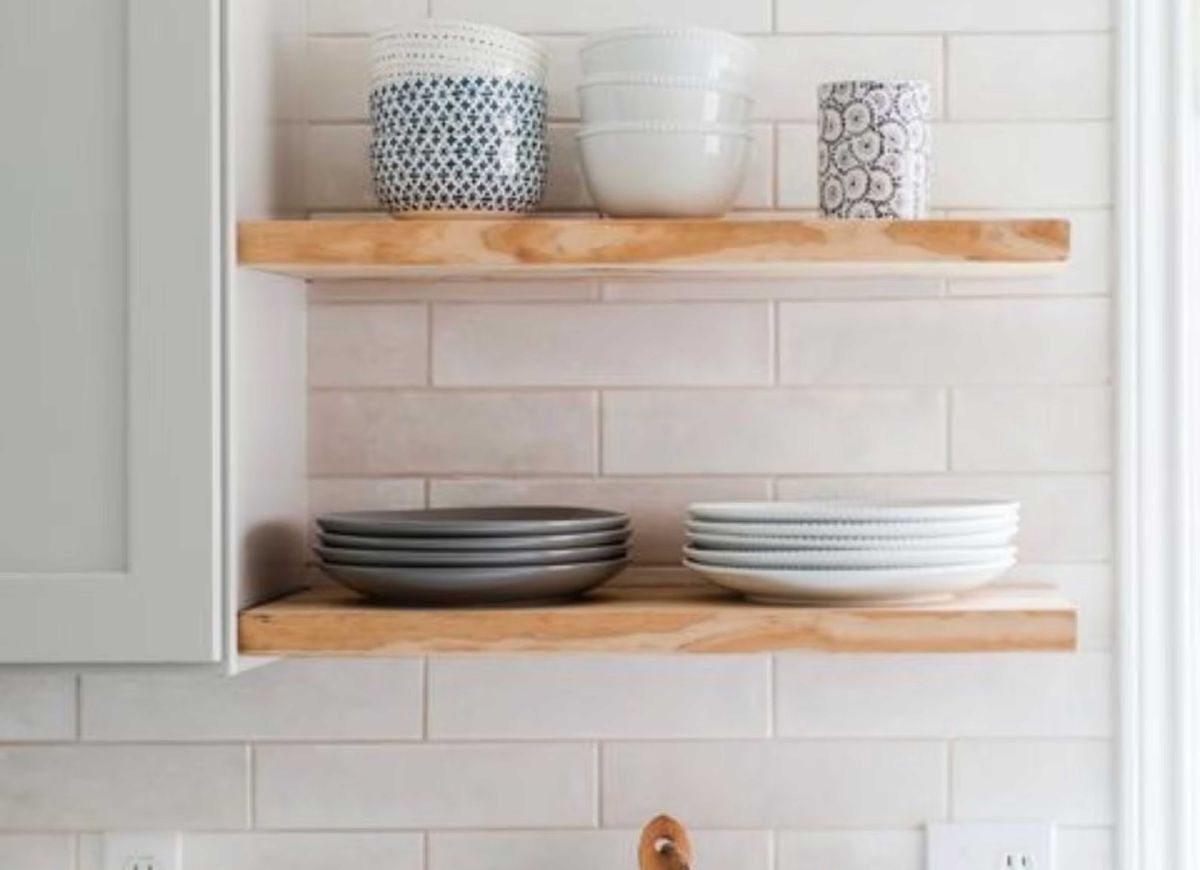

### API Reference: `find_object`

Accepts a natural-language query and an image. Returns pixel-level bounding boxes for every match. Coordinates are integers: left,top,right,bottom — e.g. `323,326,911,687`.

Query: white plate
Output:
683,559,1015,605
688,499,1019,523
686,517,1018,539
683,545,1015,569
687,528,1017,550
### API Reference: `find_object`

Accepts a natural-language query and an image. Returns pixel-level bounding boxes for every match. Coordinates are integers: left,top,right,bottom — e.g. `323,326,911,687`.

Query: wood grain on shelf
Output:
237,217,1070,277
238,583,1077,655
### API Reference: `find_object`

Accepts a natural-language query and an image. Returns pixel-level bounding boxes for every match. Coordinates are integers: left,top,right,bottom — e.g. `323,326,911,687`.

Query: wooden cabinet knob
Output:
638,815,693,870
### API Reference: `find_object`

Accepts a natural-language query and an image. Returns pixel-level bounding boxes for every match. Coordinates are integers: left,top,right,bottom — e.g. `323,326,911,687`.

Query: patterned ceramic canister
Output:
817,80,932,219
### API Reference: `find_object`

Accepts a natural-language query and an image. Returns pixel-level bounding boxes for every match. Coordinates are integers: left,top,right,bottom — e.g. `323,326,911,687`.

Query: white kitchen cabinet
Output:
0,0,223,662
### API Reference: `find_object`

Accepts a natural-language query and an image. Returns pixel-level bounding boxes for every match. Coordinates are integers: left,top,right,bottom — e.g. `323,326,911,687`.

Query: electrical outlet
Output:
927,822,1054,870
102,832,181,870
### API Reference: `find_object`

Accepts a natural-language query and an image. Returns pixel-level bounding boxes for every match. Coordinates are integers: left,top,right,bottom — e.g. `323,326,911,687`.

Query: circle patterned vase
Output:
817,80,931,220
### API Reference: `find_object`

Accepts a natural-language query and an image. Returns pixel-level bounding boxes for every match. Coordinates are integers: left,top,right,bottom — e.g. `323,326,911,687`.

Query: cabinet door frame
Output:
0,0,223,663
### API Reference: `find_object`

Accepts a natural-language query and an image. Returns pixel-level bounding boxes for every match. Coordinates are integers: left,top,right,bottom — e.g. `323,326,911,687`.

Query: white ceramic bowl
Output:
580,26,756,89
579,74,753,124
577,122,751,217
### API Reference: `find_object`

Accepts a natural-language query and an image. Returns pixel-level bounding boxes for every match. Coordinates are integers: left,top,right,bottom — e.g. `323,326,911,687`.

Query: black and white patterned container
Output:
817,80,932,219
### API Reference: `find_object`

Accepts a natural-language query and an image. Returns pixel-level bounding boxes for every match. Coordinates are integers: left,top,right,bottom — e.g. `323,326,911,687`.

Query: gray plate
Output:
315,543,628,568
321,558,629,605
317,506,630,537
319,527,631,552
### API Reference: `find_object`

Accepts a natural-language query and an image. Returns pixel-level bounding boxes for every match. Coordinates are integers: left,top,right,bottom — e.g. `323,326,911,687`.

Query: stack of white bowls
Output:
683,500,1020,606
368,20,549,215
577,26,756,217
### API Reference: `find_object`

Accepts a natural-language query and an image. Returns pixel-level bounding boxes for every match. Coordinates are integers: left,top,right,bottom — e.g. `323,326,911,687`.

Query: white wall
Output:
0,0,1113,868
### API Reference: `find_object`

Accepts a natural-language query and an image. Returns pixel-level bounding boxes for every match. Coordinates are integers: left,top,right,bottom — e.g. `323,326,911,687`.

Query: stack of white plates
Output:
683,500,1019,606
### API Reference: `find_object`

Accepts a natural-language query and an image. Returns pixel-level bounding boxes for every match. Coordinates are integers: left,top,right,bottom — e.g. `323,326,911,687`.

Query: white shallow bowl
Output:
581,26,755,89
687,528,1018,550
683,545,1016,569
686,517,1018,538
579,74,753,124
688,499,1020,523
683,559,1016,606
577,122,751,217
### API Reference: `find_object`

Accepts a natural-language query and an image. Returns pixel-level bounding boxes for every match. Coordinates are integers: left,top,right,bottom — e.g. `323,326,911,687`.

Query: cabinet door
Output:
0,0,222,662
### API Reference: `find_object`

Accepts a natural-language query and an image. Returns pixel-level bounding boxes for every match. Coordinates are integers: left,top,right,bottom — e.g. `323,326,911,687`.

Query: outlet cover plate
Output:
927,821,1054,870
102,832,181,870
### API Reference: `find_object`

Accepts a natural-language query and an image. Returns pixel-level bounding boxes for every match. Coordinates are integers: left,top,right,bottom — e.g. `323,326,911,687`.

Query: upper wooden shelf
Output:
237,217,1070,279
239,582,1077,655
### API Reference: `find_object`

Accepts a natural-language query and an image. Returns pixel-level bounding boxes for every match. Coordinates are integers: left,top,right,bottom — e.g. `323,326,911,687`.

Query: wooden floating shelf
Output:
239,583,1077,655
237,217,1070,279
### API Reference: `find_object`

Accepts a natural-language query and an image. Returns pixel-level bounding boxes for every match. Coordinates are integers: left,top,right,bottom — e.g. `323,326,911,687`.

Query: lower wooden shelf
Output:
238,582,1077,655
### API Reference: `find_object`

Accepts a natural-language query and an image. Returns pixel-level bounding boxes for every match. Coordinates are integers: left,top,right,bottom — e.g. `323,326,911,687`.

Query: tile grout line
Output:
422,657,431,740
247,743,257,829
73,674,82,741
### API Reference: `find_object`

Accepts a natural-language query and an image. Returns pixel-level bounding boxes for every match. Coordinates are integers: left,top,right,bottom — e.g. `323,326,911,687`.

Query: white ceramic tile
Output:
305,38,368,121
951,386,1111,471
429,831,770,870
602,740,946,827
777,831,923,870
1003,563,1113,650
948,35,1111,120
753,36,943,119
775,653,1112,738
309,278,600,303
0,835,74,870
307,0,427,34
430,477,770,563
934,123,1111,208
305,124,374,211
429,655,769,738
81,660,422,741
1058,829,1115,870
309,391,597,475
0,672,75,741
947,209,1111,296
776,0,1109,32
255,743,595,829
602,389,946,474
778,123,1111,209
0,745,247,829
428,0,771,32
774,475,1112,562
309,303,428,387
601,276,945,301
542,37,584,119
185,833,422,870
779,298,1110,385
433,303,771,386
951,739,1113,824
309,477,425,514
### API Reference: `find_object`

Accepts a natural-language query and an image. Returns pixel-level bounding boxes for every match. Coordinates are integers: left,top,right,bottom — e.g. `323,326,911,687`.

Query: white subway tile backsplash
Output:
0,835,74,870
81,659,422,741
776,0,1110,32
603,389,946,474
428,0,771,33
775,475,1111,562
775,653,1112,738
601,276,945,301
429,655,770,738
305,38,369,121
429,830,770,870
0,745,247,829
603,740,946,827
309,391,597,475
948,35,1111,121
779,299,1110,385
255,743,596,829
309,477,425,516
433,303,771,387
951,387,1111,471
309,278,600,303
305,124,374,211
308,0,426,34
431,477,771,563
309,303,428,387
185,832,423,870
951,740,1114,824
776,831,923,870
0,672,75,741
1058,829,1115,870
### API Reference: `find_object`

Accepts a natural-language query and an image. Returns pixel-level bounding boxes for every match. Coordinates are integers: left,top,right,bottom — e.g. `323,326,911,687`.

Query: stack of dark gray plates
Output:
315,507,630,605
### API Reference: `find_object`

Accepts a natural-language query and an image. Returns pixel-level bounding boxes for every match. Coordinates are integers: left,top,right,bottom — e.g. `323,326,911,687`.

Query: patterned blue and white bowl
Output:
369,76,546,139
